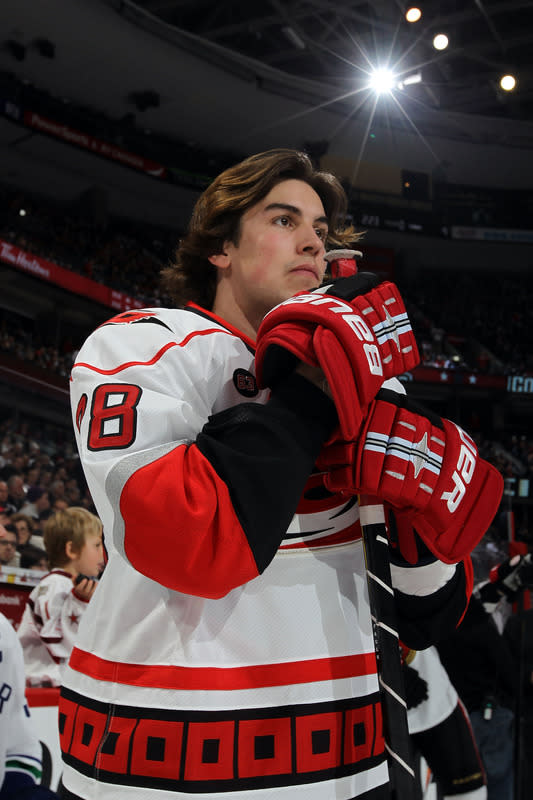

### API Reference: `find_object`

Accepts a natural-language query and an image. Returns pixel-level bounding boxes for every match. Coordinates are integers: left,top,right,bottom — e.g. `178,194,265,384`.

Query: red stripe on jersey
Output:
68,648,377,690
72,328,237,376
457,555,474,626
280,520,362,550
120,444,259,598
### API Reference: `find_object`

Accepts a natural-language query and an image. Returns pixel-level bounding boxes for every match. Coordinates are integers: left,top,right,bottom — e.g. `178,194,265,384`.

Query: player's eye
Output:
274,215,293,228
315,228,328,241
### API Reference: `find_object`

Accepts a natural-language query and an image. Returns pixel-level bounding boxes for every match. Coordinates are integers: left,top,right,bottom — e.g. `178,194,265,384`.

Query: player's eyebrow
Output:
263,202,328,227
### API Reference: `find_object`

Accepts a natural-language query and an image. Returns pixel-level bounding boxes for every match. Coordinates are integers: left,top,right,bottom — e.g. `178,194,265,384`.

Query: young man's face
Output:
212,179,328,332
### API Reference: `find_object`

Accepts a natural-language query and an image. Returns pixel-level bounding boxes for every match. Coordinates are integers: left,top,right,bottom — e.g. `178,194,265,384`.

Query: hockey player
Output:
18,508,103,687
60,149,502,799
0,611,60,798
405,645,487,799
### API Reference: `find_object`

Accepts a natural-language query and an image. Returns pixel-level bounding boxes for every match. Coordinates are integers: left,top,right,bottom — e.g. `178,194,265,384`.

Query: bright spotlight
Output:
406,7,422,23
369,68,395,94
500,74,516,91
433,33,449,50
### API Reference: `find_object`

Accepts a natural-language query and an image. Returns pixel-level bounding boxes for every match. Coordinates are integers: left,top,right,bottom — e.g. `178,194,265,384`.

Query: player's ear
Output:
208,244,231,270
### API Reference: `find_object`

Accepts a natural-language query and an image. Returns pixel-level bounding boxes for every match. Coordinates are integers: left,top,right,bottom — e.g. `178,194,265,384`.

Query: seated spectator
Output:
19,544,48,572
0,480,11,514
10,512,43,551
17,507,104,686
0,524,19,568
48,479,66,505
20,487,50,522
6,474,26,511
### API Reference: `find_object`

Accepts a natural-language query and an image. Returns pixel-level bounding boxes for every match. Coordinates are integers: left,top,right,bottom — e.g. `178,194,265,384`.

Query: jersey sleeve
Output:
0,614,42,794
71,313,337,599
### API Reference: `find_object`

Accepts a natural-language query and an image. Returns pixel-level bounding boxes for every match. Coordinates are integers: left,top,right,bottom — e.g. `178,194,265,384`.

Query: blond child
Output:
17,507,104,686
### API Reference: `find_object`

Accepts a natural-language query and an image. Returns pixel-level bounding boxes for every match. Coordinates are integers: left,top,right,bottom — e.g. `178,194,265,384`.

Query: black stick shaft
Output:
359,496,416,799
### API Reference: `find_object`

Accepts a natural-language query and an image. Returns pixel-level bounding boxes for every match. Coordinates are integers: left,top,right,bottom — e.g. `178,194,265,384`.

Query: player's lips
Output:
290,263,320,281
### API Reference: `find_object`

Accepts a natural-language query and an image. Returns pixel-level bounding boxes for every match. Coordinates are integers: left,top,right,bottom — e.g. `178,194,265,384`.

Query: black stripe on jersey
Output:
331,495,358,519
196,373,338,573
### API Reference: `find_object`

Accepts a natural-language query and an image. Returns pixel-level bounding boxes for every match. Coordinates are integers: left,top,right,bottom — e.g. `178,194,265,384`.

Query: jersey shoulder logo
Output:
233,369,258,397
99,311,171,330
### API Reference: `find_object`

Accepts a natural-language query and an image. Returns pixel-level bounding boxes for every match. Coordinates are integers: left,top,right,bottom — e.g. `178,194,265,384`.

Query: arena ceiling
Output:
131,0,533,121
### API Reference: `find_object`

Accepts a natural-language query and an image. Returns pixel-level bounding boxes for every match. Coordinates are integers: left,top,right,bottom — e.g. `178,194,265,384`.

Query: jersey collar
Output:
185,302,256,352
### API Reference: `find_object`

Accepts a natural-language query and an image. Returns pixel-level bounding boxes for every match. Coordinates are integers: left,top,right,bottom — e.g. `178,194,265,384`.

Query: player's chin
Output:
288,270,321,291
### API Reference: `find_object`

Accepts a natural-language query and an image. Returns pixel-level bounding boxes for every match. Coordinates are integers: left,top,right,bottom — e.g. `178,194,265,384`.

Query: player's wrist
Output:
295,363,332,398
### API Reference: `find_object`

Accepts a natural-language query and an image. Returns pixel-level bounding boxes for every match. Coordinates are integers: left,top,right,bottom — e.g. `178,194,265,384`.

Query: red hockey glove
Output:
321,389,504,563
255,275,419,441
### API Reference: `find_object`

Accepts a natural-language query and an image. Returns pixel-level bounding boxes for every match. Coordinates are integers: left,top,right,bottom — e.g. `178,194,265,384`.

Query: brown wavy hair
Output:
161,149,360,309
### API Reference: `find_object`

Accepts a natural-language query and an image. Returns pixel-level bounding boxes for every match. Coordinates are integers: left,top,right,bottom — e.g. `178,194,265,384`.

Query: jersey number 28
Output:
83,383,142,451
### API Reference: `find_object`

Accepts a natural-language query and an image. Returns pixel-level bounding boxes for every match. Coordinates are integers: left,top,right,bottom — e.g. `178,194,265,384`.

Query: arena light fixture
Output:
433,33,449,51
397,71,422,89
405,7,422,23
500,74,516,91
368,68,396,94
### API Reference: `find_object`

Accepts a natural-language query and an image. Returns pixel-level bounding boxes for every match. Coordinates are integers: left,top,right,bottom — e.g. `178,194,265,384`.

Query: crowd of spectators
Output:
402,267,533,376
0,411,94,574
0,184,176,307
0,308,77,379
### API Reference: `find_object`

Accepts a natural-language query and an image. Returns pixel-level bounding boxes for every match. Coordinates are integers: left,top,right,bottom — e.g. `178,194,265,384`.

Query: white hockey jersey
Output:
18,569,90,687
406,646,458,735
0,612,42,793
60,304,470,800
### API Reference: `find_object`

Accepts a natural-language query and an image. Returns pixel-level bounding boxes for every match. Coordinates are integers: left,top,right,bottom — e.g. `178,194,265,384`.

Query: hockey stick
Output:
359,494,416,799
325,251,416,798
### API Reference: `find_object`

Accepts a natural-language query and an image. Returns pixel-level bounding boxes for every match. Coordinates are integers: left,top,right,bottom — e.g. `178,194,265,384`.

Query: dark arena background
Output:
0,1,532,798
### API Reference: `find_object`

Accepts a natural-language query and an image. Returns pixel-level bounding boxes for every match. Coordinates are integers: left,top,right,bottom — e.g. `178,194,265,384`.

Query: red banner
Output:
0,238,143,312
23,110,167,179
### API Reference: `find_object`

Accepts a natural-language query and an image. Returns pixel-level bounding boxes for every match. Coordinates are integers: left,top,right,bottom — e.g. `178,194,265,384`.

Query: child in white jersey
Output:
17,507,104,686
